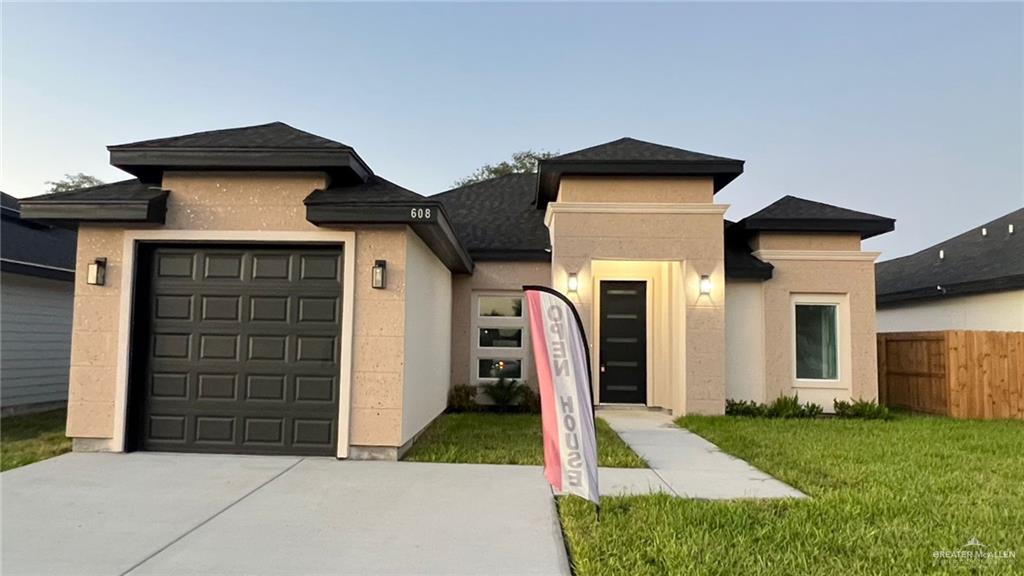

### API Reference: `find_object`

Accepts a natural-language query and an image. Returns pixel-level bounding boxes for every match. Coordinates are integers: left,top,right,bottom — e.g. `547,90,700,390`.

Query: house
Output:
876,208,1024,332
1,192,78,415
20,122,894,458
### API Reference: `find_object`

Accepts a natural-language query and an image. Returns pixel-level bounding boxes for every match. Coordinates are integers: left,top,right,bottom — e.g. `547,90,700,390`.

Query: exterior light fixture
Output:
699,274,712,296
567,272,579,294
86,258,107,286
371,260,387,289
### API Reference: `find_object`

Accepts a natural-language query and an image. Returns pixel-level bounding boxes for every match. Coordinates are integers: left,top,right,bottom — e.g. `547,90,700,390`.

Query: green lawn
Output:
1,409,71,472
403,412,646,468
560,414,1024,576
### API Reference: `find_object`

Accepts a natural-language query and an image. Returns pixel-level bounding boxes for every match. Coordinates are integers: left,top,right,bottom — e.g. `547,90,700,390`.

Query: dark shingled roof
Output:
109,122,352,150
1,191,77,280
305,175,425,205
724,220,774,280
434,173,550,261
736,195,895,239
536,138,745,206
25,179,167,203
19,179,170,224
551,137,741,164
876,207,1024,305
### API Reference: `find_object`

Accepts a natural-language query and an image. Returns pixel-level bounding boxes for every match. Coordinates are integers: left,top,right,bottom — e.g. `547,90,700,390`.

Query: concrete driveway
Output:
1,453,569,576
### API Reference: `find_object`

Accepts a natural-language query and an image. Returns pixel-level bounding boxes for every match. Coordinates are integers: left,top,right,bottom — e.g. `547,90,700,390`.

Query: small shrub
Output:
447,384,478,413
834,398,892,420
765,395,805,418
520,385,542,414
802,402,824,418
480,377,526,412
727,395,822,419
725,399,765,417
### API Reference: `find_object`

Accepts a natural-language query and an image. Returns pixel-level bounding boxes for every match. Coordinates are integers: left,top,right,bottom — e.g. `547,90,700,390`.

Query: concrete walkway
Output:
1,453,569,576
597,408,806,500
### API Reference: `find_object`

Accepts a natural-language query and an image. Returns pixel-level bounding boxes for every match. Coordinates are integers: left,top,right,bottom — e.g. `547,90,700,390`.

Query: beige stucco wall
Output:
752,232,861,252
67,171,413,450
548,175,726,415
67,227,124,438
725,280,765,403
558,175,714,204
759,257,878,406
401,232,452,444
449,261,551,388
877,290,1024,332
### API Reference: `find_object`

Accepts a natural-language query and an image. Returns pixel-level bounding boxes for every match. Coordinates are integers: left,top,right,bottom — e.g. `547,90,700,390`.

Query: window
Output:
479,328,522,348
478,296,523,318
472,293,529,383
795,303,838,380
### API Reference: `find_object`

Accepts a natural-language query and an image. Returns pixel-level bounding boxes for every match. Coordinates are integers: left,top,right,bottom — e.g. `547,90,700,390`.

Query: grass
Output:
559,413,1024,575
1,409,71,472
403,412,647,468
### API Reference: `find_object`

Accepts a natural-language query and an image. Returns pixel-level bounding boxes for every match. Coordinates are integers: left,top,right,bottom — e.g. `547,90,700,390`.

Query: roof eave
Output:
304,197,474,274
18,191,169,225
737,217,896,239
877,274,1024,306
109,147,372,185
534,159,744,207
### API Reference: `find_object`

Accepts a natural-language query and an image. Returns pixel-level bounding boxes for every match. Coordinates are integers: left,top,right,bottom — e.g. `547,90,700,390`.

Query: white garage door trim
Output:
113,230,357,458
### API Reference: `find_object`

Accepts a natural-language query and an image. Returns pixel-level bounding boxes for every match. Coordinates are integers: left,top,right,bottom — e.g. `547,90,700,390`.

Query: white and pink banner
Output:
524,286,600,506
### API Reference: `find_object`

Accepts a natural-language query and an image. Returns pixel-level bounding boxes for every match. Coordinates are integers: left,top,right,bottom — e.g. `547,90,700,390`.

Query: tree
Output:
46,173,104,194
453,150,557,187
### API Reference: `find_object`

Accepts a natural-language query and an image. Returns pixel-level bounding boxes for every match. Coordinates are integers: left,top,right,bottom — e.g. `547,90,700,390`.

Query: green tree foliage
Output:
46,173,104,194
453,150,557,187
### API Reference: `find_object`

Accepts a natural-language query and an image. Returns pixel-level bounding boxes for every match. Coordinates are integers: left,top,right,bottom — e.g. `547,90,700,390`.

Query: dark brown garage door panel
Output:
134,245,343,456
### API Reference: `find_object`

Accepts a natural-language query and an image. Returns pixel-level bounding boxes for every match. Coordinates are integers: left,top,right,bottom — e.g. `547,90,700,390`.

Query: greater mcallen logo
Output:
933,538,1016,563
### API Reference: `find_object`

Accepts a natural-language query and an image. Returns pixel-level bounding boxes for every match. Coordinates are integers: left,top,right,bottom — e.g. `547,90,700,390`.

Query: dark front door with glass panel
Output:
129,244,343,456
599,281,647,404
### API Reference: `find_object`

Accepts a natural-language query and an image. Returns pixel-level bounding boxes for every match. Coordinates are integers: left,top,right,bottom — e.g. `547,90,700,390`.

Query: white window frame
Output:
471,292,530,384
790,293,850,389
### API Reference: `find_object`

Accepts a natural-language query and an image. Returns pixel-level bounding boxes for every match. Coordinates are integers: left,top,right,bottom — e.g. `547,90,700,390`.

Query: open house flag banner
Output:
524,285,600,506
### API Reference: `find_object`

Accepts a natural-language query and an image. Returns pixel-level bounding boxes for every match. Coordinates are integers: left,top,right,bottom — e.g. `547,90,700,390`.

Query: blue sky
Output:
2,2,1021,258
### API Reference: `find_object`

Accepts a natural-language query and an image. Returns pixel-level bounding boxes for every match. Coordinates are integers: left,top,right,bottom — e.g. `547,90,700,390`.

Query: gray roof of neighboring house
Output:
108,121,352,150
876,207,1024,305
0,191,77,281
434,173,551,261
734,195,895,239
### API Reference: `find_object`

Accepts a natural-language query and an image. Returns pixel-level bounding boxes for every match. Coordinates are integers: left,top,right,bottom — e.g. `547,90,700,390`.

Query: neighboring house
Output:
876,208,1024,332
1,191,78,415
20,122,894,459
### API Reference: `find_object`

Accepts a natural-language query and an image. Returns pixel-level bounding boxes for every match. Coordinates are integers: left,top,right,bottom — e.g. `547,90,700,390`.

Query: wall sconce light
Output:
371,260,387,289
699,274,712,296
86,258,107,286
567,272,579,294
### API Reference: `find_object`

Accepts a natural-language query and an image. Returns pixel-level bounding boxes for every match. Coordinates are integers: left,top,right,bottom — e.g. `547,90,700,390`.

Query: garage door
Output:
131,245,343,456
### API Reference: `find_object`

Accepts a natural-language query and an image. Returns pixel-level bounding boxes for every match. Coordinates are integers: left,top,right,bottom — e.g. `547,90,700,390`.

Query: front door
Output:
598,281,647,404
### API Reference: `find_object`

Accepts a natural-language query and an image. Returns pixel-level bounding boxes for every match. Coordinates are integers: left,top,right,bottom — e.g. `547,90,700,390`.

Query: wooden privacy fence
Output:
877,331,1024,419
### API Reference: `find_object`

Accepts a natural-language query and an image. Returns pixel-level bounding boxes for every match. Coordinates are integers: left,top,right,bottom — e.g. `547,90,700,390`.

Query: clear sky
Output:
2,2,1021,258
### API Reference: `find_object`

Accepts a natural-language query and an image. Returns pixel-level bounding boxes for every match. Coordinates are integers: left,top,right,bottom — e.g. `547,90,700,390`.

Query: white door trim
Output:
113,229,357,458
